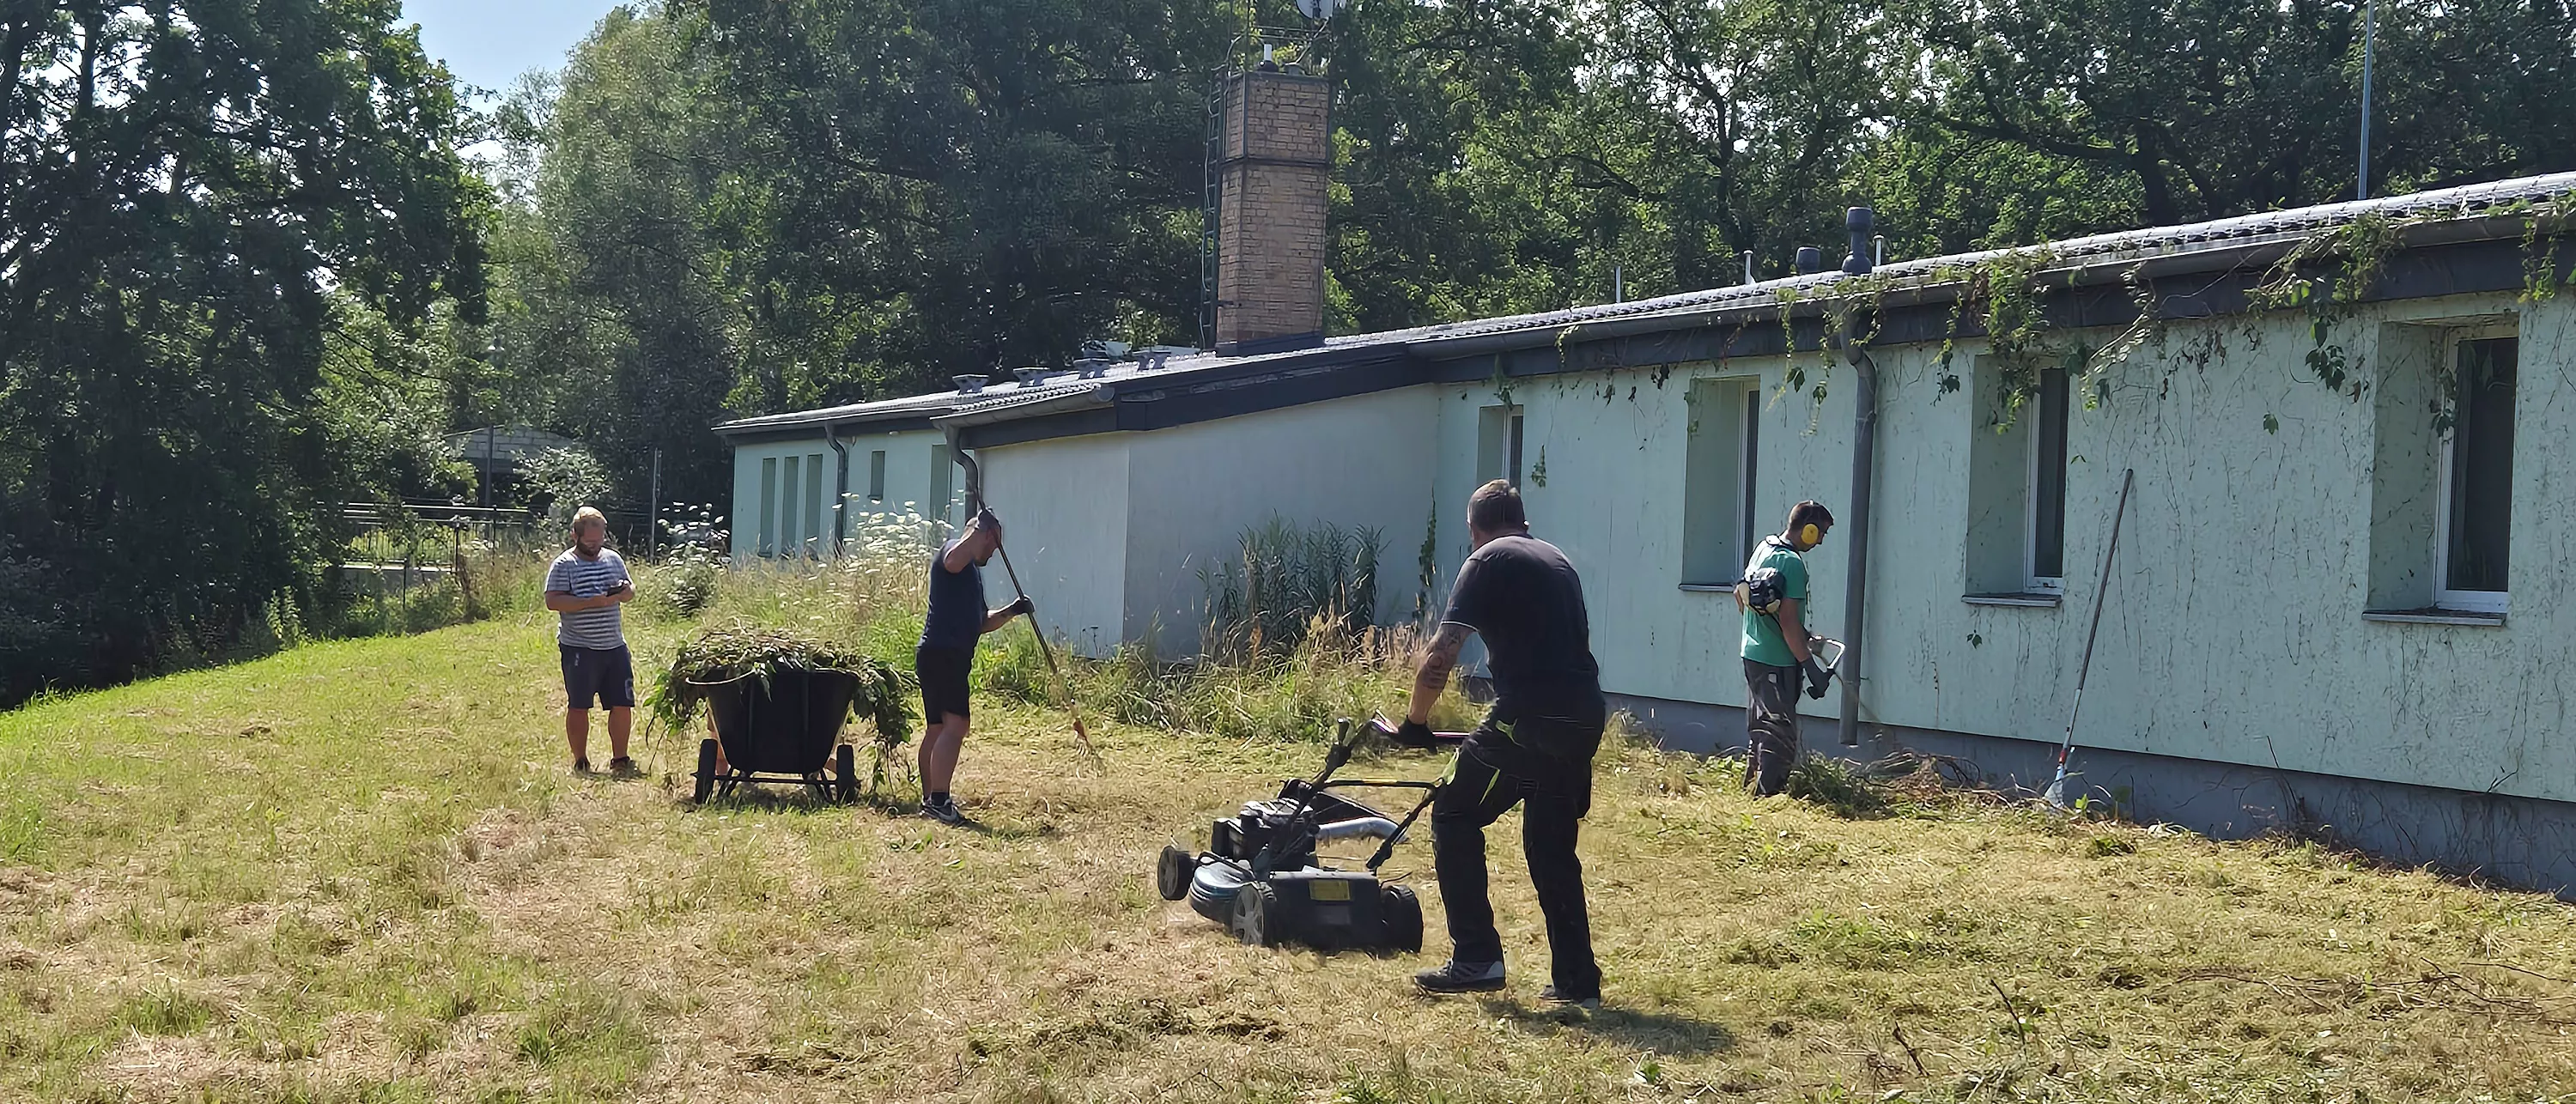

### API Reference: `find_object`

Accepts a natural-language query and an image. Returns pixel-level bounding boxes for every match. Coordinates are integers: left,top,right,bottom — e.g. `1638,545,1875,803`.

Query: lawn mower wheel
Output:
1156,845,1194,901
1230,882,1283,947
1380,884,1423,953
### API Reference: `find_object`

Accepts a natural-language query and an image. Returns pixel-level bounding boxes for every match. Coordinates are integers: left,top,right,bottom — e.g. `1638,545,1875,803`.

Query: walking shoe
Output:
920,794,966,825
1540,985,1601,1010
1413,960,1505,994
608,757,640,779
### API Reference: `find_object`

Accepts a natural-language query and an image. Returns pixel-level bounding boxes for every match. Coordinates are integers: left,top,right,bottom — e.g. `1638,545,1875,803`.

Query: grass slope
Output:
3,616,2574,1102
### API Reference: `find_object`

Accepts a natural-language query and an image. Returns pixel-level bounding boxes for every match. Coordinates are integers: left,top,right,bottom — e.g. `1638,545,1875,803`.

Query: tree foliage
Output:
0,0,486,701
5,0,2571,703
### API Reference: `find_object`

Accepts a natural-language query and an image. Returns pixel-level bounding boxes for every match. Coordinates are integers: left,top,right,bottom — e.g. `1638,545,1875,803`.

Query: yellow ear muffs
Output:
1800,523,1821,547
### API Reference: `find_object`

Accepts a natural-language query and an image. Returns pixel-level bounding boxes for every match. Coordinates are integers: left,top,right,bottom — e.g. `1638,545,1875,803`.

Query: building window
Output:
778,455,802,558
2436,335,2516,612
1965,358,2070,599
1681,377,1761,586
2026,367,2070,593
758,457,779,558
930,444,953,525
1477,404,1523,488
805,453,825,554
869,450,888,502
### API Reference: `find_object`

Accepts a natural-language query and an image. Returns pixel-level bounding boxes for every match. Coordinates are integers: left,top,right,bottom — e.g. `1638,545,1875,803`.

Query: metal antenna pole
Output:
2358,0,2376,201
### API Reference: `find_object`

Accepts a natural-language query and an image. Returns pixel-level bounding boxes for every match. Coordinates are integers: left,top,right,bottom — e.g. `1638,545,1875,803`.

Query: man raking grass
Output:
914,507,1035,825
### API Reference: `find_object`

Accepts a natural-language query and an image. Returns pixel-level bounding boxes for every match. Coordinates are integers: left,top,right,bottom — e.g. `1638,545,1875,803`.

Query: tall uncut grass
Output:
641,509,1471,748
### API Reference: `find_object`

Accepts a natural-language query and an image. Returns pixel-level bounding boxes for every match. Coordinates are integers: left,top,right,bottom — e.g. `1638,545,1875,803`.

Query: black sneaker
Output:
608,757,640,779
920,795,966,825
572,757,592,775
1413,960,1504,994
1540,985,1601,1010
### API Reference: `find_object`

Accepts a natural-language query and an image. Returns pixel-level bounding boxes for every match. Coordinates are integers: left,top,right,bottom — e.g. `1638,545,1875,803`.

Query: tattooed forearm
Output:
1406,622,1473,725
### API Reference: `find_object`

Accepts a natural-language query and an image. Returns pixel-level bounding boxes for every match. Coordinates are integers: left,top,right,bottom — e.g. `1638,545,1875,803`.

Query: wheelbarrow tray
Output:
690,668,862,804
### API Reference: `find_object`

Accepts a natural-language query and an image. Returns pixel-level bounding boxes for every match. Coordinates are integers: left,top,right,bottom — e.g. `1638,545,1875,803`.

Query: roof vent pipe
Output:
1795,246,1823,275
1836,205,1879,750
1743,251,1756,285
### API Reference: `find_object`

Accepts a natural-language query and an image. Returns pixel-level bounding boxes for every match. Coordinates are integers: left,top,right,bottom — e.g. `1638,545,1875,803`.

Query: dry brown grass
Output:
3,615,2576,1102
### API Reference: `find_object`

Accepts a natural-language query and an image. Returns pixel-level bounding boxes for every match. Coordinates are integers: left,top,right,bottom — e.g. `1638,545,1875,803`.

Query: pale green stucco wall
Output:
726,428,958,561
1123,388,1443,654
1451,290,2573,804
979,434,1132,655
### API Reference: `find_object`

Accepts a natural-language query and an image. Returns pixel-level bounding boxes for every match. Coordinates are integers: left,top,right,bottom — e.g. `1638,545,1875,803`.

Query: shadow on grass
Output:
1479,997,1736,1057
684,785,1069,840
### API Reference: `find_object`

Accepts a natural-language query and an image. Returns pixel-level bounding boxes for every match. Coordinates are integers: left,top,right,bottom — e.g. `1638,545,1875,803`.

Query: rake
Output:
2044,467,2135,809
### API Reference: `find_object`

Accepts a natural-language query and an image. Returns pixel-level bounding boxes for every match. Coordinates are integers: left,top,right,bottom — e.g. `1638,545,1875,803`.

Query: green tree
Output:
0,0,485,701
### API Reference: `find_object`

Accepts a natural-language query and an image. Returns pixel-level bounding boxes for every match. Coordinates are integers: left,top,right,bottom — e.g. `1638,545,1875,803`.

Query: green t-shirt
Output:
1740,538,1809,667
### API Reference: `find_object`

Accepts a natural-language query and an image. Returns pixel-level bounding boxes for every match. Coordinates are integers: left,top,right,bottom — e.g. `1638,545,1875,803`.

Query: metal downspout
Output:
825,424,849,559
1837,208,1878,750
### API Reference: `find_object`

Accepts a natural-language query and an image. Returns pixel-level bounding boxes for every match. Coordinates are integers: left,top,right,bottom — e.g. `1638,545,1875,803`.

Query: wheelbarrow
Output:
690,668,863,804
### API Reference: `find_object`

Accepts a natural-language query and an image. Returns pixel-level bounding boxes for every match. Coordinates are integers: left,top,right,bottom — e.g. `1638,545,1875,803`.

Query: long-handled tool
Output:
992,539,1098,763
949,443,1098,764
2044,467,2136,808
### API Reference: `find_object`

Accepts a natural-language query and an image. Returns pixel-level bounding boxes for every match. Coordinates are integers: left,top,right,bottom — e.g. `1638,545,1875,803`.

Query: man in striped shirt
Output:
544,507,636,775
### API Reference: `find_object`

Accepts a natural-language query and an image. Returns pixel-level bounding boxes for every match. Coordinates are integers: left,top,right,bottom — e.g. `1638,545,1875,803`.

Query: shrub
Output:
647,624,914,747
1200,517,1384,659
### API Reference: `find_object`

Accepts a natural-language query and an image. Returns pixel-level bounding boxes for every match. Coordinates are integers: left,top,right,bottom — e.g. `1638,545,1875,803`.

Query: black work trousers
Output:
1744,659,1804,797
1431,708,1605,998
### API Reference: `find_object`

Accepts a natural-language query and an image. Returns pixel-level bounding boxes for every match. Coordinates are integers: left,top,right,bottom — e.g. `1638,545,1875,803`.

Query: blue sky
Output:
405,0,622,94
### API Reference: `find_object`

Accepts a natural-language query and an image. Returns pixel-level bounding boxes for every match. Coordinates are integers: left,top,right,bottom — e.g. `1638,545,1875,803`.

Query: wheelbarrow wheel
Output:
691,739,718,804
1156,845,1194,901
1379,883,1423,953
1230,881,1283,947
835,744,859,804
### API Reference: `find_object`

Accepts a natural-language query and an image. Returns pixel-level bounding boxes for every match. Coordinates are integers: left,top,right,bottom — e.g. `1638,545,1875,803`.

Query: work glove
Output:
1393,719,1442,749
1005,595,1036,618
1802,657,1831,700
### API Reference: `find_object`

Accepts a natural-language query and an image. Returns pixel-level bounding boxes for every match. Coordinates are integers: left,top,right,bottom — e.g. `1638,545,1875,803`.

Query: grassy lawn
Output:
3,612,2575,1101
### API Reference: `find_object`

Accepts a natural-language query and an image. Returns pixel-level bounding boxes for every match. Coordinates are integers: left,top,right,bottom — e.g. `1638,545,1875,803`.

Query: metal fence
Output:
340,502,547,580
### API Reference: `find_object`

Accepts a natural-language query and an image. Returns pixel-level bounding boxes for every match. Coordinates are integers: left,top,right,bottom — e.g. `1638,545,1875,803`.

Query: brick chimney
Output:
1214,70,1330,355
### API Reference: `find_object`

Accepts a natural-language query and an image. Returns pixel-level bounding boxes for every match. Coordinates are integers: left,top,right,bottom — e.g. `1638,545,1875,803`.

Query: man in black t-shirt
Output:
1397,480,1607,1010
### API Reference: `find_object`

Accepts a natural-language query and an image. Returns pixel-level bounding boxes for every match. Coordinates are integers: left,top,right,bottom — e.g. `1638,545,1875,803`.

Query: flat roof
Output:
719,170,2576,446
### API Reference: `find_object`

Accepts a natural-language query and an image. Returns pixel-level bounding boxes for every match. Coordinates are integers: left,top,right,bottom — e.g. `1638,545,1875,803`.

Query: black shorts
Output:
561,645,635,709
915,644,974,722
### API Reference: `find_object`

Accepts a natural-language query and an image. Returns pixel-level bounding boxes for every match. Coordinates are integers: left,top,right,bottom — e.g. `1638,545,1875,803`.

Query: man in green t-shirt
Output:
1739,501,1835,796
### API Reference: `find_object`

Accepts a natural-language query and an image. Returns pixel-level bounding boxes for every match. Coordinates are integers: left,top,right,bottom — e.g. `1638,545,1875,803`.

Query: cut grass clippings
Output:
2,613,2574,1101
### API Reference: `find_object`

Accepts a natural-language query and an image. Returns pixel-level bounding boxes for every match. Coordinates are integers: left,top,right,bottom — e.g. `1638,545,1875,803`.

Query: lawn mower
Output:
1154,717,1462,953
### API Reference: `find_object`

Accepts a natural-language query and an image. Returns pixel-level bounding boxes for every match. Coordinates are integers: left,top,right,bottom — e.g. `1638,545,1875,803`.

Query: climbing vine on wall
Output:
2245,211,2409,401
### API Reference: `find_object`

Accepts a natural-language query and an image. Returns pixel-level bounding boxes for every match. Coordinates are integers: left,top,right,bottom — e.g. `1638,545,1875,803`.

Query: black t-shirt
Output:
1441,533,1603,724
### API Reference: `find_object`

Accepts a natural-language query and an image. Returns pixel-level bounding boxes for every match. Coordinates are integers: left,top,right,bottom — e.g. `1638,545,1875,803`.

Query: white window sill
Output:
2362,609,2506,627
1964,593,2063,608
1679,582,1741,593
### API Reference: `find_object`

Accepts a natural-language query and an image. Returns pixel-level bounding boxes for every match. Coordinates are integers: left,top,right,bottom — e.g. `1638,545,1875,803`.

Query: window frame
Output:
1475,403,1525,488
2023,367,2070,596
2432,324,2518,615
1677,377,1763,587
868,449,888,502
758,457,779,558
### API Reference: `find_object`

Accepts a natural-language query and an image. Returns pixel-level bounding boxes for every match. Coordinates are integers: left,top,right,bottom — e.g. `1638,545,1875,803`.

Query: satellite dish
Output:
1294,0,1339,21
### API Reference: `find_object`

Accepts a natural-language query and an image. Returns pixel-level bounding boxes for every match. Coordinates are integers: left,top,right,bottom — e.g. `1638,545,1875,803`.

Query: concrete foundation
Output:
1612,691,2576,900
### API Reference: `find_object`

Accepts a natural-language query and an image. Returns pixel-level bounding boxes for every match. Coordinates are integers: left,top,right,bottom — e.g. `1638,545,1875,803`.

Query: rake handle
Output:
2055,468,2135,774
993,539,1098,761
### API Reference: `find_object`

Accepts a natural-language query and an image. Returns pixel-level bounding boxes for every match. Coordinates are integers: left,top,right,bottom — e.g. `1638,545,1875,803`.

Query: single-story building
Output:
717,66,2576,895
714,391,969,560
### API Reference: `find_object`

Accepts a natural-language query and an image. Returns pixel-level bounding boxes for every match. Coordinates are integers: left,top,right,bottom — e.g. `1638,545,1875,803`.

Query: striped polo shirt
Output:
545,548,629,650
